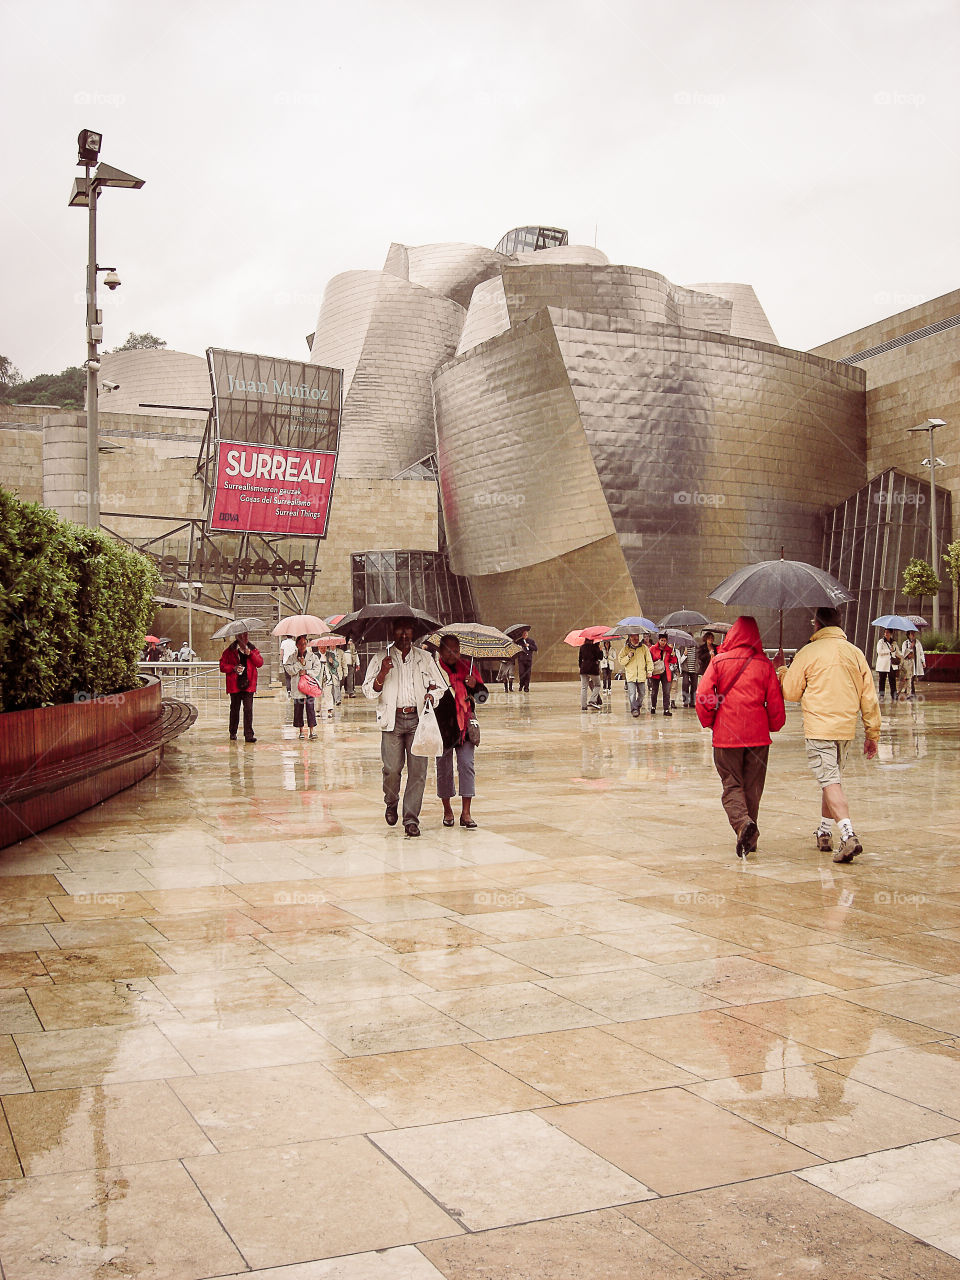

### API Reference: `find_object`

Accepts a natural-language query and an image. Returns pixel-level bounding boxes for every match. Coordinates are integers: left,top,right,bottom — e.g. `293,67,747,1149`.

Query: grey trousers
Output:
626,679,646,712
580,674,600,708
381,710,427,823
437,741,476,798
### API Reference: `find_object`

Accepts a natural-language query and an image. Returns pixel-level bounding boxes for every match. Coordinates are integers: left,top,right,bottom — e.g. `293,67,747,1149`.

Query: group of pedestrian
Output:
584,629,704,715
696,607,880,865
875,627,925,700
363,622,484,837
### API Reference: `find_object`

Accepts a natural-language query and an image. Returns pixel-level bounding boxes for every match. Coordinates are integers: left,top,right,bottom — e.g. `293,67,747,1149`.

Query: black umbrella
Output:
709,554,853,658
211,616,269,640
331,601,442,644
504,622,532,637
658,610,711,629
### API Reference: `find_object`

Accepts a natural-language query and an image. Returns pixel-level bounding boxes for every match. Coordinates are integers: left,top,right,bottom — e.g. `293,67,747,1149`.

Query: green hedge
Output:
0,488,160,712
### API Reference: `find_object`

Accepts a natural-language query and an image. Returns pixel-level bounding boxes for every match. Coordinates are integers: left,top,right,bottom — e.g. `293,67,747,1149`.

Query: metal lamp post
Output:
68,130,144,529
907,418,946,632
177,582,203,657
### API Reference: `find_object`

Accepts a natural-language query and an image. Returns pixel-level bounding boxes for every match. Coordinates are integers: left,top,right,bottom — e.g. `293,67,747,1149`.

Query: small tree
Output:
111,332,167,352
902,557,941,617
943,540,960,635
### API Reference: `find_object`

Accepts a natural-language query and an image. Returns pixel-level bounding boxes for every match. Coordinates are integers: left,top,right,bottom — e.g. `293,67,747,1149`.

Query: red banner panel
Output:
210,441,337,536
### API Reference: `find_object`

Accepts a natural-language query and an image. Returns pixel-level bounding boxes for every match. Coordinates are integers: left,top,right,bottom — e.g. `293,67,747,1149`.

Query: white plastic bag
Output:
411,701,443,756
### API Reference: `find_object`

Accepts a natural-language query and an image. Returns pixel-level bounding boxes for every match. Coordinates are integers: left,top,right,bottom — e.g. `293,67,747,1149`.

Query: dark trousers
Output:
713,745,770,833
518,662,532,692
229,692,255,740
649,675,670,710
878,670,898,698
293,697,317,729
601,669,612,689
682,670,697,706
381,710,428,823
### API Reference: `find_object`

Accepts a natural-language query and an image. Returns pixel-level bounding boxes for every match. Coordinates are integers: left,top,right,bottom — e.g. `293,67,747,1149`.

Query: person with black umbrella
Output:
515,628,537,692
362,618,442,837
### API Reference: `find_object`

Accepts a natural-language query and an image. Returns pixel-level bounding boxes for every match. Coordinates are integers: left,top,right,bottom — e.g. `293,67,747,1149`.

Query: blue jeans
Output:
626,680,645,713
437,741,476,798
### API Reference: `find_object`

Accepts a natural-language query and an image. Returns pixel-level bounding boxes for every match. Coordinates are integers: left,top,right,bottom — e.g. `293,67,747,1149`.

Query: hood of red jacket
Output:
719,615,765,654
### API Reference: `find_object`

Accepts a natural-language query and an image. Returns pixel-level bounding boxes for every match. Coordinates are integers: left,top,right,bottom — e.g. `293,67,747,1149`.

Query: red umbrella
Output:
144,635,161,644
310,635,346,649
563,625,611,647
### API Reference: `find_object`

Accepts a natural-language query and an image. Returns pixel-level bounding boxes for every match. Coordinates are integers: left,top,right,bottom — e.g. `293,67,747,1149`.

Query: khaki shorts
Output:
805,738,851,788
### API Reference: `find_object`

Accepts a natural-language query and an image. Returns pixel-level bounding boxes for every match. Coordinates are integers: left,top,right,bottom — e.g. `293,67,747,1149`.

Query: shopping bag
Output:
411,701,444,756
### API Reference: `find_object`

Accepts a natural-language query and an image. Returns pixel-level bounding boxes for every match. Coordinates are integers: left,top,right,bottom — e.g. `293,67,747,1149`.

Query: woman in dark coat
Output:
696,616,785,857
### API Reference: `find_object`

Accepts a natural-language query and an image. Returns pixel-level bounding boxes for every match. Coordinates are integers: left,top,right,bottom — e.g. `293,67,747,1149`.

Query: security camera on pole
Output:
68,130,144,529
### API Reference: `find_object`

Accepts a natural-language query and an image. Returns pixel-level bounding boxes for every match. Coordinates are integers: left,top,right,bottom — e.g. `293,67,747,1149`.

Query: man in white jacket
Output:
362,621,441,837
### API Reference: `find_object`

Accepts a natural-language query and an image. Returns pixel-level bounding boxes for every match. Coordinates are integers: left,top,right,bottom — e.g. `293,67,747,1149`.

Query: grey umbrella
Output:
211,616,269,640
658,610,711,629
504,622,532,637
709,555,853,657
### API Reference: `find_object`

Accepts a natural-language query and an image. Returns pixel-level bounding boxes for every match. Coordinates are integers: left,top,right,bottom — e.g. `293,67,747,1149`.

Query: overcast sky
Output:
2,0,958,380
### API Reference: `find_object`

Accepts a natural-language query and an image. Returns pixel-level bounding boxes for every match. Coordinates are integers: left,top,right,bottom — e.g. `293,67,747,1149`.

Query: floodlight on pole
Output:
68,132,144,530
907,418,946,631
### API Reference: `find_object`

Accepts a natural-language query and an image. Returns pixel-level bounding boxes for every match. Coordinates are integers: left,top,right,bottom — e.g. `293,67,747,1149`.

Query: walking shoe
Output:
663,710,672,716
308,731,317,741
649,707,656,715
833,833,863,864
404,821,420,837
385,804,399,826
736,819,758,859
815,830,834,853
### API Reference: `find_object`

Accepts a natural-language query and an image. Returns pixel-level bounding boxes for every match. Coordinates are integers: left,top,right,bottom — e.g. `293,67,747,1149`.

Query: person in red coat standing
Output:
696,615,785,857
219,631,263,743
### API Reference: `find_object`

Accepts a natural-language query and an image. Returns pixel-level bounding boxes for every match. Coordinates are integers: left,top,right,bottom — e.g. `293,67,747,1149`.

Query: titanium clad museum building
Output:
2,226,955,671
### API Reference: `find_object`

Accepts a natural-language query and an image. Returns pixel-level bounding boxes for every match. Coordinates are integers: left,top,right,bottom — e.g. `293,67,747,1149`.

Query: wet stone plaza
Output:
2,683,960,1279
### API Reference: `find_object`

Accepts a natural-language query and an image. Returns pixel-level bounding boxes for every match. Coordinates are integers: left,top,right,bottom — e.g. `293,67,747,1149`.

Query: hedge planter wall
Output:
0,487,160,712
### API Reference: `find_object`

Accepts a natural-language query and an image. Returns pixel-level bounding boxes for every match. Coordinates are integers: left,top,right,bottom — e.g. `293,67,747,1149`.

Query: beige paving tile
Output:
151,966,300,1018
275,956,436,1005
820,1042,960,1119
0,1159,244,1279
147,909,265,942
298,996,480,1056
591,925,744,964
155,1014,342,1073
470,1026,698,1101
210,1247,450,1279
0,952,49,989
14,1024,194,1090
25,977,176,1031
605,1009,832,1078
3,1080,215,1174
330,1044,549,1125
450,908,589,942
691,1064,959,1160
170,1061,392,1150
421,982,610,1039
848,932,960,975
48,892,155,921
324,895,452,924
138,885,248,915
147,934,277,973
357,919,487,954
0,925,57,952
372,1112,654,1231
538,1086,819,1193
623,1171,960,1278
44,918,168,949
487,935,650,977
753,942,939,989
0,876,65,901
185,1136,461,1268
37,943,174,984
419,1207,711,1279
839,978,960,1035
798,1138,960,1260
0,899,61,927
726,994,946,1056
417,889,548,915
549,900,686,932
650,954,838,1004
0,1036,32,1094
539,970,725,1021
385,946,544,990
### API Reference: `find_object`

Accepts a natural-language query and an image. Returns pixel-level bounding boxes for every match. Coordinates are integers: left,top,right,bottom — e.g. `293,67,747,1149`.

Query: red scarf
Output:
440,656,471,736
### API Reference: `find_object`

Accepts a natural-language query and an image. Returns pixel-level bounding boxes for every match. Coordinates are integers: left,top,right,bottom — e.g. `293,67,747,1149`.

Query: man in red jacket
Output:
219,631,263,743
696,616,786,857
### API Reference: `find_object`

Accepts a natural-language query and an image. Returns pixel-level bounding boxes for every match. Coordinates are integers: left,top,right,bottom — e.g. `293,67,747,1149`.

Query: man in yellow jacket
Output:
781,606,881,864
618,633,654,717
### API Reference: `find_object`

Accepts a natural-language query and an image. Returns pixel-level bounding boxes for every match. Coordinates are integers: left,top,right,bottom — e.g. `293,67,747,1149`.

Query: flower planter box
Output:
923,652,960,683
0,678,164,850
